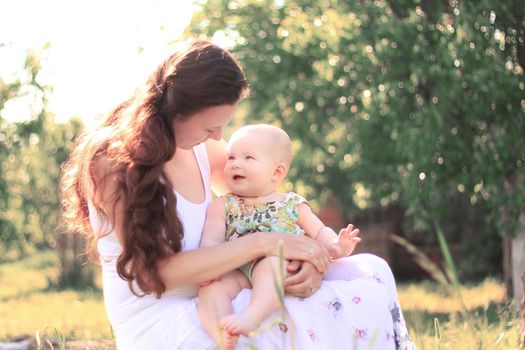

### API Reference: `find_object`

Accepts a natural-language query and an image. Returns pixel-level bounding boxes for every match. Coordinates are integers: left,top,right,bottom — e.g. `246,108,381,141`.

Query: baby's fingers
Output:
339,224,354,235
339,228,360,239
340,227,360,240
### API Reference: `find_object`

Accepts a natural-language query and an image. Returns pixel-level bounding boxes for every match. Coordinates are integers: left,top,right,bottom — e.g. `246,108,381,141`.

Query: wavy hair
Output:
61,40,248,297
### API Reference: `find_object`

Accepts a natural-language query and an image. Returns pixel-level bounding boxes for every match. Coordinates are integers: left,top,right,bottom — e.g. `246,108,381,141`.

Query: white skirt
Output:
111,254,416,350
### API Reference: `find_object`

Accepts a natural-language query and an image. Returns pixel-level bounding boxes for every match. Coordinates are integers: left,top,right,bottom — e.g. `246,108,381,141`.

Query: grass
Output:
0,251,522,349
0,251,112,344
398,279,521,349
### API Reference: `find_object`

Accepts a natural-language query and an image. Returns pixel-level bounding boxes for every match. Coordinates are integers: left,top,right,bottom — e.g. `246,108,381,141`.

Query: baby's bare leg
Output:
198,270,250,348
220,256,286,337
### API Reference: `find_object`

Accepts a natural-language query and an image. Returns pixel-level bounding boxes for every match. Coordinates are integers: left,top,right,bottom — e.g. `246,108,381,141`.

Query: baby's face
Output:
224,134,280,198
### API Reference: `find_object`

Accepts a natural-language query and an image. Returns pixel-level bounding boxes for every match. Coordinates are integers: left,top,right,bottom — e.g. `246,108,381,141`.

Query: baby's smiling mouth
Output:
233,175,246,180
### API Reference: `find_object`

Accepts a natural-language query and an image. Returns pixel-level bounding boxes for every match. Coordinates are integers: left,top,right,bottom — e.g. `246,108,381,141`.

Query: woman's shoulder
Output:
91,149,120,179
85,131,127,202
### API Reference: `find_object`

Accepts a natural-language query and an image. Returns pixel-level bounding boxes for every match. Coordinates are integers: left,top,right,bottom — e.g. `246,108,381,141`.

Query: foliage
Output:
188,0,525,278
0,47,86,287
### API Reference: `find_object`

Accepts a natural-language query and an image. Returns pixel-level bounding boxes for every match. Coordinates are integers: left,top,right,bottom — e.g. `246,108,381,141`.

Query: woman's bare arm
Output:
93,141,330,291
92,164,330,291
156,232,330,289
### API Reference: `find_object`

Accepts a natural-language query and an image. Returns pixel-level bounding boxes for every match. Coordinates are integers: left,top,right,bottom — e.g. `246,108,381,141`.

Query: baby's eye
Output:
227,155,235,160
246,155,255,160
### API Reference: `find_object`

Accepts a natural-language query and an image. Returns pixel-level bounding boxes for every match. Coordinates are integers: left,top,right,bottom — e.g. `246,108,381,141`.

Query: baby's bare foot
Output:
209,326,236,350
222,329,238,350
220,313,261,337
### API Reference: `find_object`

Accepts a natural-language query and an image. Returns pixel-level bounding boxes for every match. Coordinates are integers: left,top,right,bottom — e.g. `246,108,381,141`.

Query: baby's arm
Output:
296,203,360,259
199,198,228,286
200,198,227,248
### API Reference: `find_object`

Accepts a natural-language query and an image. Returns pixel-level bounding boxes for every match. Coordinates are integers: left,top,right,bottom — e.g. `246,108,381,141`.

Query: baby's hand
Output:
329,224,361,258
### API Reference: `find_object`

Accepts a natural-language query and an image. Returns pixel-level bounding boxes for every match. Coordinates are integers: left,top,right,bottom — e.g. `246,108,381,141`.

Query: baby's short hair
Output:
229,124,292,167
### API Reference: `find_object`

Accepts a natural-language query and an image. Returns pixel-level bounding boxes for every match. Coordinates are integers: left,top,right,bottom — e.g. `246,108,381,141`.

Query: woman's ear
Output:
272,162,288,182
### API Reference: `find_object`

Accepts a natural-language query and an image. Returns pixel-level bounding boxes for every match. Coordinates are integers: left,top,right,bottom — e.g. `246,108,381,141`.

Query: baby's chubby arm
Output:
296,203,326,242
296,203,337,256
296,203,360,259
198,198,228,286
200,198,227,248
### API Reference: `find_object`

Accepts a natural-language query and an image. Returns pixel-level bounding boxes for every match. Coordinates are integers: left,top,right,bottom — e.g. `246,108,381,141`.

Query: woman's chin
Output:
177,143,197,150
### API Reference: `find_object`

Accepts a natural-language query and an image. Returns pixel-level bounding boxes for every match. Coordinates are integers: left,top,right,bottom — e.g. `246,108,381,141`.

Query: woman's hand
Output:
284,260,323,297
260,233,331,273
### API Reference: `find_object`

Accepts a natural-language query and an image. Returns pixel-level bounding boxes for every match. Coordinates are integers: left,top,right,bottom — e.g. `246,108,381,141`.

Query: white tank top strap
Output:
192,142,211,202
94,142,213,260
173,142,212,250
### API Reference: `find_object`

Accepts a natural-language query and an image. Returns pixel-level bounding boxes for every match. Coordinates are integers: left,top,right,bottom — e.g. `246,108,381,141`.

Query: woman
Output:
61,39,415,349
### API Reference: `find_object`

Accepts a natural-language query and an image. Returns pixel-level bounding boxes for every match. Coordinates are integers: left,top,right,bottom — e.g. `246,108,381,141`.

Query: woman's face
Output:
172,104,237,149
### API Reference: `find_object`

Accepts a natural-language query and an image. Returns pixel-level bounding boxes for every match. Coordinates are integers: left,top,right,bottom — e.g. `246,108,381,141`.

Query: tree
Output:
0,49,51,259
0,47,92,287
188,0,525,293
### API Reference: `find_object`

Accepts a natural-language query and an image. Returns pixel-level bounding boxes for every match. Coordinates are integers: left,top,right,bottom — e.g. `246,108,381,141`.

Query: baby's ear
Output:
272,162,288,181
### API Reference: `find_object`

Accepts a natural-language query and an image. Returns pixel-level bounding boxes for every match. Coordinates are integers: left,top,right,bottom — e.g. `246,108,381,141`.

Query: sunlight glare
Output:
1,0,195,129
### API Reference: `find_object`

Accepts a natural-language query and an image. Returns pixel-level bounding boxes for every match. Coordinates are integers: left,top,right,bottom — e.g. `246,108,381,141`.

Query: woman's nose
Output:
210,128,222,141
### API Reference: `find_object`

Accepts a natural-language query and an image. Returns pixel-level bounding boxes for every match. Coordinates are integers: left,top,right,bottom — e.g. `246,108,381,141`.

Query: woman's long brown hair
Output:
61,40,248,297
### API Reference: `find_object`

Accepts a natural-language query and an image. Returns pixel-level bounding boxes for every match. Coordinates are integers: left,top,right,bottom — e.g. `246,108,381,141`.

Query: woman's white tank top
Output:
88,143,212,330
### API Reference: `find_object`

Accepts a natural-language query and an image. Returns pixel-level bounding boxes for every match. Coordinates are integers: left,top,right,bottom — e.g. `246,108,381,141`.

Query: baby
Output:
198,124,361,349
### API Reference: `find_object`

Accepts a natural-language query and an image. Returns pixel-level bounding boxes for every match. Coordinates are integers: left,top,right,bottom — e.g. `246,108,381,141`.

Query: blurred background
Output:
1,0,524,348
